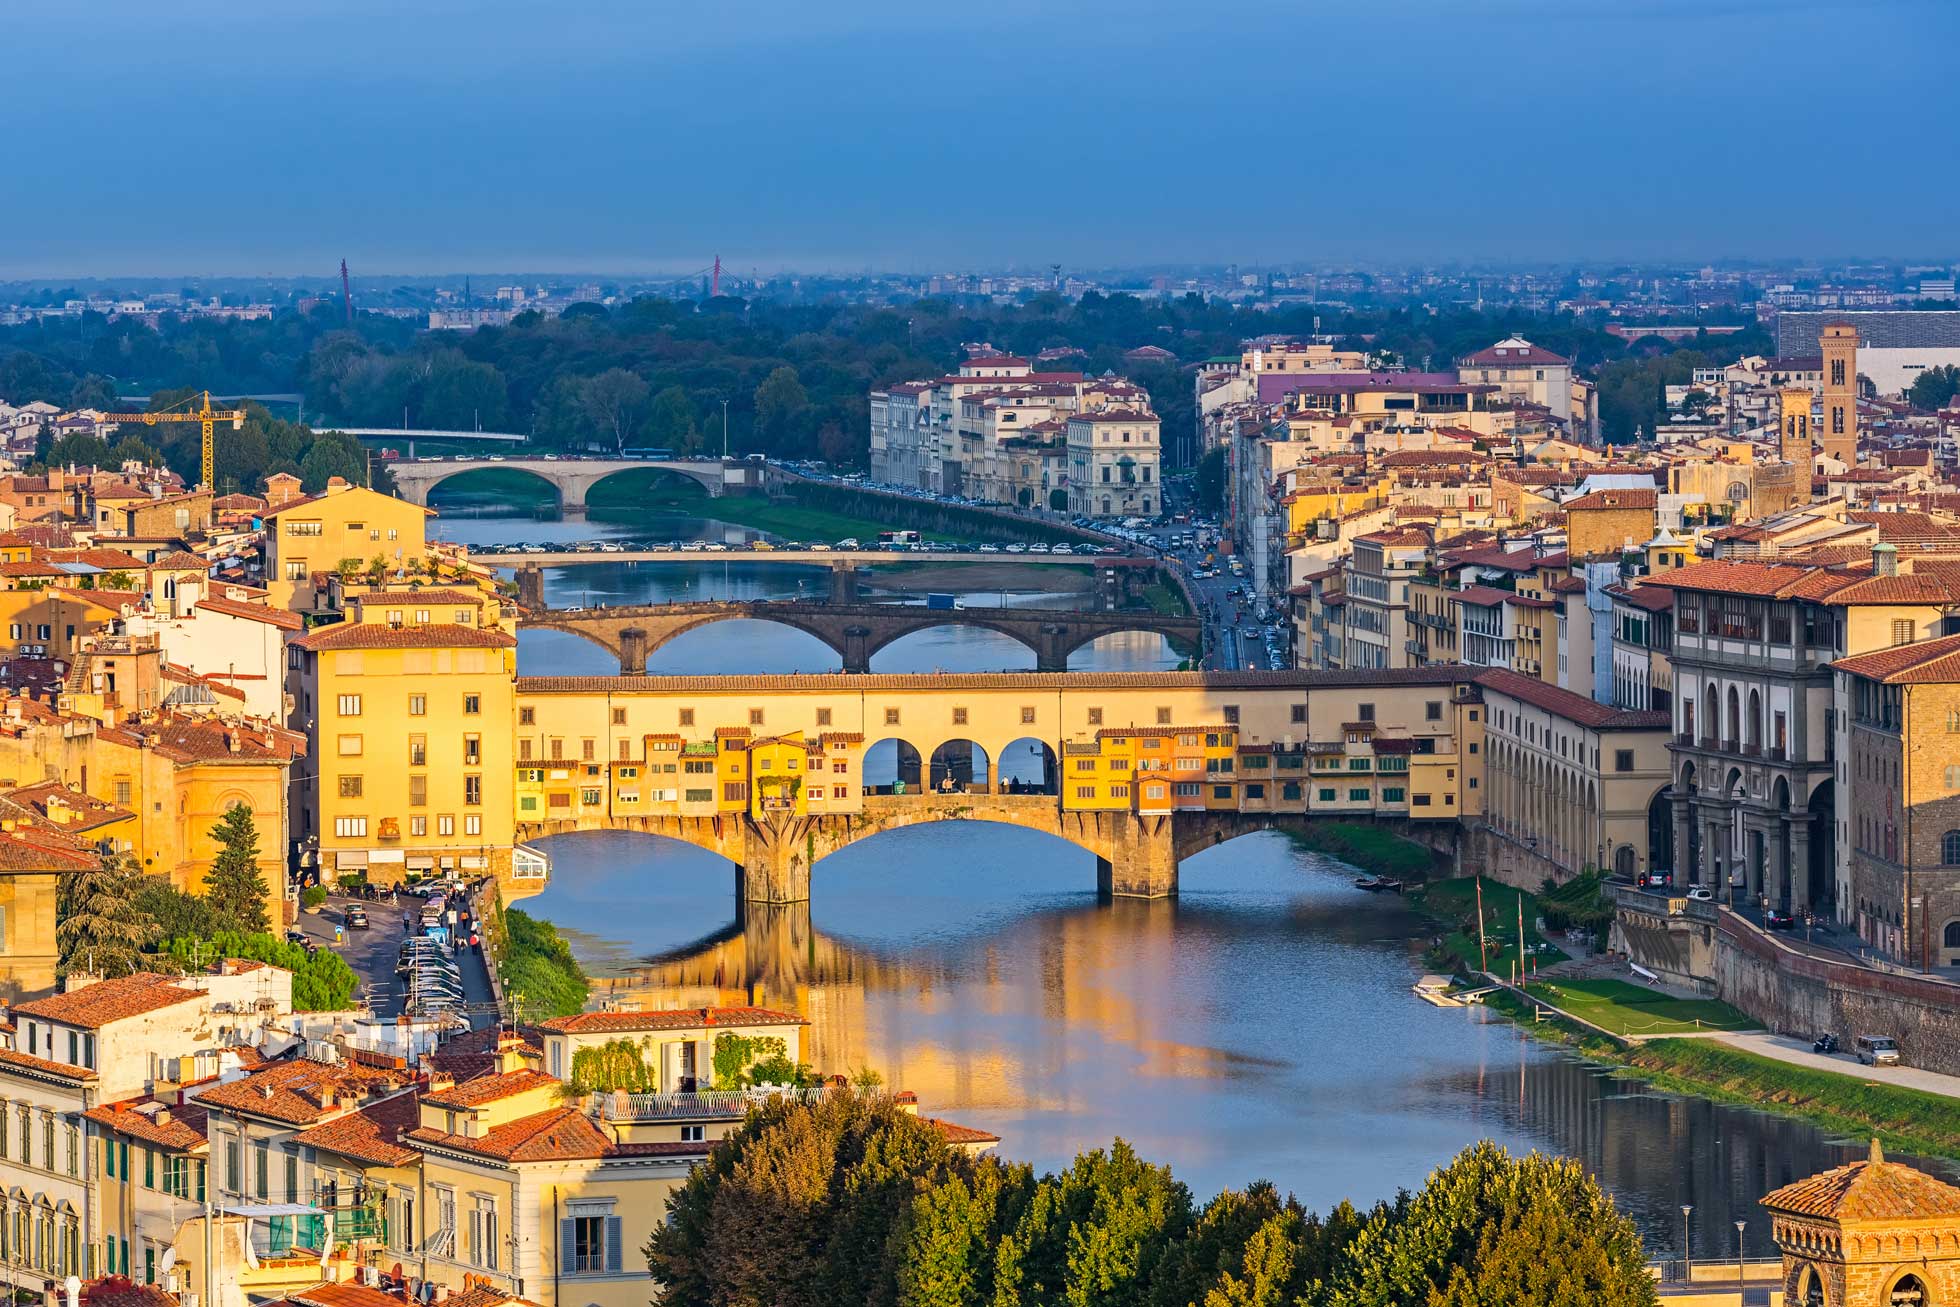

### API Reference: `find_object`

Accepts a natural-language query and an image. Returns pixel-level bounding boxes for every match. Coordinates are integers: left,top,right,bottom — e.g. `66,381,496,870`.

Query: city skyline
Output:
9,0,1957,277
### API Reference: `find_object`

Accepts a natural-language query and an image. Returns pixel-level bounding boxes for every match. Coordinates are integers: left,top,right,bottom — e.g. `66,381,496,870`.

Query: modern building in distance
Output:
1777,310,1960,395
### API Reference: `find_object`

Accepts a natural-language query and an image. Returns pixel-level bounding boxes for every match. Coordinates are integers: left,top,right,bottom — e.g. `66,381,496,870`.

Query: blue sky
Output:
7,0,1956,276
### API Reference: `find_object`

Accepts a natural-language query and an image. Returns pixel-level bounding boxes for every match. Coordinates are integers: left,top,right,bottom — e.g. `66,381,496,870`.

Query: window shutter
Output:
560,1219,576,1273
144,1147,153,1189
605,1216,623,1274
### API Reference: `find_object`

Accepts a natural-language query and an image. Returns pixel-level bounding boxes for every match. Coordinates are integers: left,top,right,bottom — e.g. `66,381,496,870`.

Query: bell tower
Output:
1779,387,1813,468
1820,322,1859,466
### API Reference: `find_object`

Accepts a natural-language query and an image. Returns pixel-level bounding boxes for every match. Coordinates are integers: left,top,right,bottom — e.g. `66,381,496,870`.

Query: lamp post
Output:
1680,1204,1693,1281
1734,1220,1747,1298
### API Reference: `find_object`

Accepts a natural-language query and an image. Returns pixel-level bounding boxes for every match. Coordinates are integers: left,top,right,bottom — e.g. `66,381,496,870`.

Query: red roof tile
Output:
14,974,202,1029
1475,668,1671,731
537,1005,804,1035
291,1091,421,1167
294,622,515,652
1761,1140,1960,1221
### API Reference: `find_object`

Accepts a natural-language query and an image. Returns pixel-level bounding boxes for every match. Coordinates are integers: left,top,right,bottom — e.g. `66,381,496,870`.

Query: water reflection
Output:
524,824,1940,1254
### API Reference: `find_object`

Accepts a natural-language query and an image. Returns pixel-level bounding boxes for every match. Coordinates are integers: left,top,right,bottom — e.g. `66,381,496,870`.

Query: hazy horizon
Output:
8,0,1957,277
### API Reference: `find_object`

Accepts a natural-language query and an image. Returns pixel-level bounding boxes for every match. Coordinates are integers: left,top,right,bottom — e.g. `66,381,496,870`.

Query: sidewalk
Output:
1712,1031,1960,1101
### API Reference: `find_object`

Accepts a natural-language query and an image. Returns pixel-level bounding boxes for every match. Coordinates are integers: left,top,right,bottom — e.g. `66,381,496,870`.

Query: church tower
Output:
1820,322,1859,466
1779,387,1813,468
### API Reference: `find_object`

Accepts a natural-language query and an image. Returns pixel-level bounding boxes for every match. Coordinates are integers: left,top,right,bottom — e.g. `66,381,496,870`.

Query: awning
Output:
369,849,405,864
406,856,436,870
334,852,369,870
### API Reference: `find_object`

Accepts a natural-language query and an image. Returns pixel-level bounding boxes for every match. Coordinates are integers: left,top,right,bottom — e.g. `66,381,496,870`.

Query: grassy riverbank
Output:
588,474,947,542
501,907,592,1019
1286,822,1438,883
1410,876,1569,974
1521,976,1753,1036
1483,988,1960,1160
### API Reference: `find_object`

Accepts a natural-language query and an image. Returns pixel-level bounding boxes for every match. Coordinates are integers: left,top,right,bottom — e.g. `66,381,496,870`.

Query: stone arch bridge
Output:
519,794,1459,904
388,457,764,510
518,600,1204,673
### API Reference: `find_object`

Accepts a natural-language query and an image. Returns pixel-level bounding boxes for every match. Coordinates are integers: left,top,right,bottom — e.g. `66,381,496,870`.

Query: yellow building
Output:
294,612,518,884
1820,321,1859,465
262,480,436,612
1562,486,1658,561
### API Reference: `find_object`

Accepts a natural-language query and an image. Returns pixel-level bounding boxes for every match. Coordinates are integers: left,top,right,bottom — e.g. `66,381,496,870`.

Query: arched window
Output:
1943,831,1960,866
1614,846,1636,877
1889,1272,1927,1306
1799,1263,1825,1307
1726,687,1741,747
1945,920,1960,949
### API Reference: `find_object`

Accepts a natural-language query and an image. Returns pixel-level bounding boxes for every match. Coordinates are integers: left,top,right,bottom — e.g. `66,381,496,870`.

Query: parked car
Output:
1855,1035,1901,1066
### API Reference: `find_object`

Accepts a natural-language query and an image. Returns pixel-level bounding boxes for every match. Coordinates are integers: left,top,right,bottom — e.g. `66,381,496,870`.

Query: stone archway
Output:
928,738,991,793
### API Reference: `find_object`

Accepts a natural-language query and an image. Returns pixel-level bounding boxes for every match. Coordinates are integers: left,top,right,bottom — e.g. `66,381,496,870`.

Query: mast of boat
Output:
1475,877,1489,974
1517,891,1527,985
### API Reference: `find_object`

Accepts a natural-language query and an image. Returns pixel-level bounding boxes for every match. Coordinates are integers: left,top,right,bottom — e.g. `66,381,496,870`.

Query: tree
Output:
204,803,270,934
1324,1142,1655,1307
753,365,810,454
48,430,111,468
645,385,701,452
580,368,650,452
1909,364,1960,412
993,1139,1193,1307
57,851,159,978
299,433,367,491
34,420,54,465
108,436,163,468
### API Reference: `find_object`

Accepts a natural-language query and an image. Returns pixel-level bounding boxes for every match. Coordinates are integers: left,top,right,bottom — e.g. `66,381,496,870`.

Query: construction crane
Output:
101,390,246,491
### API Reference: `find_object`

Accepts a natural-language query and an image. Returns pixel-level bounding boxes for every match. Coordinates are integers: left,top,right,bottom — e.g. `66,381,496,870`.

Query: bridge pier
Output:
1092,812,1179,899
829,562,861,604
738,814,815,903
618,627,648,675
1035,624,1072,673
515,564,545,610
840,625,872,674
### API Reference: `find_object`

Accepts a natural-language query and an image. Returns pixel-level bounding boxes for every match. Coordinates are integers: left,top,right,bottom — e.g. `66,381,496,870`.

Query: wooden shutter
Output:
605,1215,623,1274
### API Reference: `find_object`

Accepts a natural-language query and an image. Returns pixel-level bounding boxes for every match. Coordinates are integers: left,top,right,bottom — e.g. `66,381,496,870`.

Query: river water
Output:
444,488,1929,1260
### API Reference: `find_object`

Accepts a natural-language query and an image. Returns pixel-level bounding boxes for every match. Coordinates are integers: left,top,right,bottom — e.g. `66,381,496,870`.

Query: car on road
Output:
1686,887,1714,902
345,905,370,930
1855,1035,1901,1066
1765,909,1796,930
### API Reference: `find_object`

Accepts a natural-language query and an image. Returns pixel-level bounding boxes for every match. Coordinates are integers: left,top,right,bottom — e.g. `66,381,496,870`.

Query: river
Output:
444,484,1929,1260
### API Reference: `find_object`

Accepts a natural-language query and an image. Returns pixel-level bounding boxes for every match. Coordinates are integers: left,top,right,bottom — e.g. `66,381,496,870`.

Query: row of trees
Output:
2,292,1795,473
646,1093,1656,1307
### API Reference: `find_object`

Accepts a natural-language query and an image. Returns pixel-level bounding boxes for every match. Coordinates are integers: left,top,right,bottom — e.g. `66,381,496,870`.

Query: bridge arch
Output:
420,463,566,511
394,458,726,510
927,738,991,793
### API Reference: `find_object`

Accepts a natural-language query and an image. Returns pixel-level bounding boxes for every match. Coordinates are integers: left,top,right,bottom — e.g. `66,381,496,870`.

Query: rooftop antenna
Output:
340,259,354,326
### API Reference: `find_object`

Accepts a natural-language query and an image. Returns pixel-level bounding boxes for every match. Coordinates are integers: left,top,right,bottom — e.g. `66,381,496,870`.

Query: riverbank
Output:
867,559,1094,595
500,907,591,1019
588,475,964,543
1482,983,1960,1161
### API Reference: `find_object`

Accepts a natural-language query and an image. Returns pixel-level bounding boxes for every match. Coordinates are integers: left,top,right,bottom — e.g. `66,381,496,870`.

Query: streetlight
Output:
1680,1204,1693,1281
1734,1220,1747,1294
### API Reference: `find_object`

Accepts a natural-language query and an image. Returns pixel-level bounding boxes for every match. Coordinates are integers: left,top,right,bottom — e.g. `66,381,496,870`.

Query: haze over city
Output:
11,7,1960,1307
9,0,1959,275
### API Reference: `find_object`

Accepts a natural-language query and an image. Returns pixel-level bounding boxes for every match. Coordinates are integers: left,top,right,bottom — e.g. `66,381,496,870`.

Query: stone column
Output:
515,564,545,610
1095,813,1177,899
839,626,872,674
1035,624,1072,673
1673,794,1695,884
829,563,860,604
1788,821,1811,916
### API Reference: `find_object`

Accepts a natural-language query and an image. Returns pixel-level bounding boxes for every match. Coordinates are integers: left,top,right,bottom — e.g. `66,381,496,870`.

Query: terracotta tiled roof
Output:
923,1117,1001,1146
0,1046,97,1081
1475,668,1671,731
294,622,515,651
538,1005,804,1035
409,1105,631,1162
14,974,202,1029
423,1068,557,1109
1453,585,1513,607
1832,633,1960,684
278,1282,409,1307
195,596,304,630
1762,1140,1960,1221
1608,584,1674,613
197,1056,414,1125
291,1091,421,1167
79,1277,181,1307
1563,488,1657,512
84,1099,208,1152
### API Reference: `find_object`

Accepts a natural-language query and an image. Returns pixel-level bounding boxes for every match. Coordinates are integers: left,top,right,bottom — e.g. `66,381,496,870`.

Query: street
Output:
297,888,500,1027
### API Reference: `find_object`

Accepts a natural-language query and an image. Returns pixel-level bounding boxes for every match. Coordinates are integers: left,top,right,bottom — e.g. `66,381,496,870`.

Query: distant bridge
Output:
509,555,1169,609
387,456,768,510
518,597,1204,673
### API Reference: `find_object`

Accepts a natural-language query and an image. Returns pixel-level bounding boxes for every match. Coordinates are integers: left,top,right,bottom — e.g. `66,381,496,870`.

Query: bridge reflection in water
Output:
526,825,1926,1246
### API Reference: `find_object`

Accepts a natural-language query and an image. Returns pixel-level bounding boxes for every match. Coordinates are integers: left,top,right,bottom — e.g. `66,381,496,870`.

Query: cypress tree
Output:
205,803,270,934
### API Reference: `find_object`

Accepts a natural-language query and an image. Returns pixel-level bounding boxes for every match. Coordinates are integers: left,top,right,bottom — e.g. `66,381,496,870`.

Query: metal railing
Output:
598,1086,835,1122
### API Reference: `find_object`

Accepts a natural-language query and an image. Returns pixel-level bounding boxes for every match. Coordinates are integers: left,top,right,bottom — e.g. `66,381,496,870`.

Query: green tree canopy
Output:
57,852,159,978
1909,364,1960,412
645,384,701,452
204,803,270,934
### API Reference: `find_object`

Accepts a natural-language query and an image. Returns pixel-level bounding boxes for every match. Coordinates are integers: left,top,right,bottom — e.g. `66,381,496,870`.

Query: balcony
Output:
1675,732,1695,747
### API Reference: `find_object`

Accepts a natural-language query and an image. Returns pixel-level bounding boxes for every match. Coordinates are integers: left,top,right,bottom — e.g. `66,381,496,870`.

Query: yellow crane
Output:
101,390,246,490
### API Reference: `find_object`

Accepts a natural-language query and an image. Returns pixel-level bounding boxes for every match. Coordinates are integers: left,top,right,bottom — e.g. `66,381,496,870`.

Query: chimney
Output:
326,476,350,492
1875,542,1898,578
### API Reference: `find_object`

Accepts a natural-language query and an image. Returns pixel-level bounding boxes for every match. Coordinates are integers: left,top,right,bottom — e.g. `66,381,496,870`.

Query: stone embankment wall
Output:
1714,913,1960,1075
1608,887,1720,994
